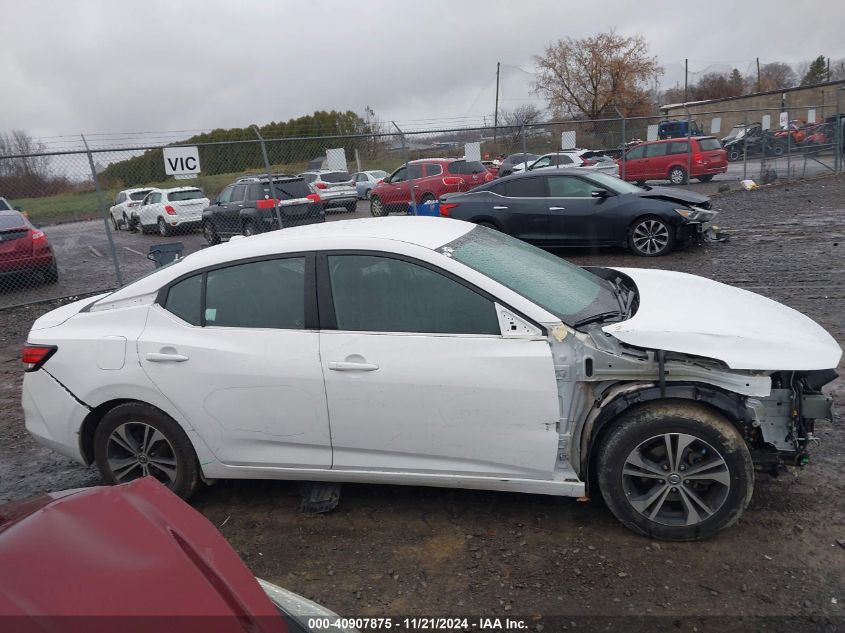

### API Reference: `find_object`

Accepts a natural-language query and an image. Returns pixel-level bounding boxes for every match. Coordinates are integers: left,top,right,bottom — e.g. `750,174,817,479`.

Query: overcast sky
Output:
3,0,844,146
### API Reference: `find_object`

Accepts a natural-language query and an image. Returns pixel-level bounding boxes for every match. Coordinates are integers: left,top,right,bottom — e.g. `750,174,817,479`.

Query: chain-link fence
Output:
2,107,843,309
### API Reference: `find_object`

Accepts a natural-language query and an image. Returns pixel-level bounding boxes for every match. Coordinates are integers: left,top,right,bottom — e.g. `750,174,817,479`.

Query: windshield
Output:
582,171,643,195
321,172,351,183
368,170,387,178
129,190,152,201
439,226,618,324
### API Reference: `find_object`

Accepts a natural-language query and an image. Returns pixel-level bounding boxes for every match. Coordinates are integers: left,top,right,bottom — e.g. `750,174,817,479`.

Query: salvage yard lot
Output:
0,176,843,626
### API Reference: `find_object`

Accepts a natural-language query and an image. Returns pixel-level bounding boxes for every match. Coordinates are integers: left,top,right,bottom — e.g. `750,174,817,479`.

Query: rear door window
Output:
645,144,668,158
164,274,202,326
504,177,546,198
424,163,443,177
668,142,689,155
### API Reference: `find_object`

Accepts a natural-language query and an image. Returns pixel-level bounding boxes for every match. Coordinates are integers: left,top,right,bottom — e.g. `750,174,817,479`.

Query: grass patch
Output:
12,158,400,226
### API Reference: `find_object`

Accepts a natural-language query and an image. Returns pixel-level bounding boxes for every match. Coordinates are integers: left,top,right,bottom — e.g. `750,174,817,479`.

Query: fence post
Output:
836,88,843,174
251,126,283,230
620,116,627,181
786,121,791,181
81,134,123,287
521,123,527,158
392,121,416,215
684,105,692,186
742,110,748,181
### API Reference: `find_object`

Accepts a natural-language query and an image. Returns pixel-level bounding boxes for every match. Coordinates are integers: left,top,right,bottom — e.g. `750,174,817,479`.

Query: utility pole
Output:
828,57,831,82
684,59,688,102
493,61,500,148
756,58,761,92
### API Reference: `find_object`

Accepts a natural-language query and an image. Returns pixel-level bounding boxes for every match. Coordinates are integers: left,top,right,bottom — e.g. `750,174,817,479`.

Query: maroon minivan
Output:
369,158,493,216
618,137,727,185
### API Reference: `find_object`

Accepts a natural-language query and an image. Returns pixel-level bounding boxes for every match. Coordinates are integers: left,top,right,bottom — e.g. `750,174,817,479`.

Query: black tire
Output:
635,180,647,187
242,219,255,236
43,260,59,284
668,166,688,185
628,216,676,256
771,142,786,157
202,220,220,245
370,196,388,217
727,148,743,162
111,213,119,231
344,201,357,213
157,217,171,237
597,400,753,541
128,214,139,233
697,175,714,183
93,402,202,500
364,188,372,200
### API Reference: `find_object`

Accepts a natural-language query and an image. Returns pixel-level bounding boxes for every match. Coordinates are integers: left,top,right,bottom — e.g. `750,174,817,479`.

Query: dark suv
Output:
201,175,324,244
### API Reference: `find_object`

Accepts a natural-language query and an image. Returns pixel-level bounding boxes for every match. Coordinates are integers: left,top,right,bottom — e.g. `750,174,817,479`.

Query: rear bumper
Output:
321,195,358,208
23,370,89,465
0,254,54,275
693,164,728,175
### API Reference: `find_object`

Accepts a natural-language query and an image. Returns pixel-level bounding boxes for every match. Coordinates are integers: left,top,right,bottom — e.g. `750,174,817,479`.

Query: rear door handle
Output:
146,352,189,362
549,206,566,211
328,361,379,372
493,205,508,210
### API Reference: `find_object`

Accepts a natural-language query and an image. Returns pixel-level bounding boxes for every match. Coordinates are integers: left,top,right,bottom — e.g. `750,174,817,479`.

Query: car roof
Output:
161,187,203,193
408,157,460,164
0,209,24,219
121,187,154,193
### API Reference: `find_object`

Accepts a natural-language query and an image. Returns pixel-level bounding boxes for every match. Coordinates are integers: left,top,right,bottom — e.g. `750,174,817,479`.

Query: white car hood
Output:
602,268,842,371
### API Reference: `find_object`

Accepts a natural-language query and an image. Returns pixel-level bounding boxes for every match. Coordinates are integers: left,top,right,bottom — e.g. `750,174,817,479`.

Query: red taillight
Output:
440,203,457,216
256,198,277,209
693,153,703,163
442,177,464,186
164,205,176,215
306,193,321,203
128,202,139,208
31,230,45,241
581,158,596,166
314,182,328,190
22,344,57,372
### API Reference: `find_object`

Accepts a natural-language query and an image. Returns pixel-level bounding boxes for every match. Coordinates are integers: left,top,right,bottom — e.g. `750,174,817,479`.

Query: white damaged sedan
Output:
21,217,841,540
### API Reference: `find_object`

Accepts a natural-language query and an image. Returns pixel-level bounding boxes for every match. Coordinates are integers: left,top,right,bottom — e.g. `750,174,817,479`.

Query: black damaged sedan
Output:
438,170,717,256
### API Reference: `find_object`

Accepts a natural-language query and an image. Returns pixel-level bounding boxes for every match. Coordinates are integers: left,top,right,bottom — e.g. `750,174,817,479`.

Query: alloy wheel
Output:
621,432,730,526
632,219,670,255
106,421,179,487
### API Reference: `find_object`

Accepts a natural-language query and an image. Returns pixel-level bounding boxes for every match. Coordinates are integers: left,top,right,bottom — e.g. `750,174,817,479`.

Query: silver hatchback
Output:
299,170,358,212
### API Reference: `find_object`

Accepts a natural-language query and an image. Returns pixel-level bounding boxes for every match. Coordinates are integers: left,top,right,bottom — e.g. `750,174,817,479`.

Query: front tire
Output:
370,196,388,217
93,402,201,500
242,219,255,236
203,220,220,245
668,166,688,185
628,216,675,256
597,401,753,541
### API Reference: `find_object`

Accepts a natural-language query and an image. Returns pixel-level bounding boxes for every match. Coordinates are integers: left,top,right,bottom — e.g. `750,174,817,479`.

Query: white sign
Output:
326,148,348,172
807,109,816,124
710,117,721,134
560,131,576,150
761,115,771,131
163,146,201,175
779,111,789,129
646,124,659,141
464,142,481,162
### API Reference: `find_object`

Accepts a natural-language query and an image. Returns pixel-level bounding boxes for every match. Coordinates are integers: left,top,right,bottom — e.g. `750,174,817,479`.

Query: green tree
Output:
801,55,828,85
728,68,744,95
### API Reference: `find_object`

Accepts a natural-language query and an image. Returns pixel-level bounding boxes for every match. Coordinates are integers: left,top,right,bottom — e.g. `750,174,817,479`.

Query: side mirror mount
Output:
591,189,611,198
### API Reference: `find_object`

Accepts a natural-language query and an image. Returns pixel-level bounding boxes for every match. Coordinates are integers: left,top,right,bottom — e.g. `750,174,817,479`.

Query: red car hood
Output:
0,478,285,631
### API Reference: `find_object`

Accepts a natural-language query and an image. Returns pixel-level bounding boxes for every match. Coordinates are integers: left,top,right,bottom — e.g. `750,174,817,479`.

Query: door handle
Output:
493,205,508,210
549,206,566,211
146,352,189,362
328,361,379,372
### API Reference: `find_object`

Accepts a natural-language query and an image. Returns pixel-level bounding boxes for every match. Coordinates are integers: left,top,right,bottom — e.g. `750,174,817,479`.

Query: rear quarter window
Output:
698,138,722,151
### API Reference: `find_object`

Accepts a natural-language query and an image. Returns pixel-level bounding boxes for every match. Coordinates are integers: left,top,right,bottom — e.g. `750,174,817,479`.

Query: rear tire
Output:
111,214,119,231
242,219,255,236
94,402,201,500
158,217,171,237
370,196,388,217
596,401,753,541
202,220,220,245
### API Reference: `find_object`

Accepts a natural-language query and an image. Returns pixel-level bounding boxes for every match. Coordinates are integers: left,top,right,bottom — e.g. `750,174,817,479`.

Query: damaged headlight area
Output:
674,206,718,222
745,369,837,469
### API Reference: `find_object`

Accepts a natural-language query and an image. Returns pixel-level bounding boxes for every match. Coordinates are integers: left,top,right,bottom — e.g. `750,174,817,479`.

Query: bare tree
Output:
831,58,845,81
532,31,662,119
0,130,59,197
499,104,544,145
758,62,798,91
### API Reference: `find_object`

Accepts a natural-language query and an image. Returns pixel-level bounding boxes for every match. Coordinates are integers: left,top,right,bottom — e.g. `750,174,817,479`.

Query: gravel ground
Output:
0,176,843,631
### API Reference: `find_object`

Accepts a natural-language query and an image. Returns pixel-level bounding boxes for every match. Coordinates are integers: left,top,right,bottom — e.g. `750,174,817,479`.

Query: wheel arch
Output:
78,398,145,465
470,215,503,230
579,383,751,494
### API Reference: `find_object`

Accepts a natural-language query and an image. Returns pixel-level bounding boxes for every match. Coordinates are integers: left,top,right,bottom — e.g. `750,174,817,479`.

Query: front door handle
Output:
549,206,566,211
493,205,508,210
146,352,189,362
329,361,379,372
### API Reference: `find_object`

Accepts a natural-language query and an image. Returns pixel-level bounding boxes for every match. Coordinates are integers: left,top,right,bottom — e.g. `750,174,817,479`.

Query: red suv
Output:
618,136,727,185
0,208,57,285
369,158,493,216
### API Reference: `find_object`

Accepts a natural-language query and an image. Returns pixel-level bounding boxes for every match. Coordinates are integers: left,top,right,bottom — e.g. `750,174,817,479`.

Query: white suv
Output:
298,170,358,212
109,188,154,230
132,187,209,236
